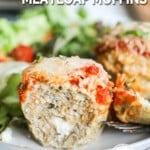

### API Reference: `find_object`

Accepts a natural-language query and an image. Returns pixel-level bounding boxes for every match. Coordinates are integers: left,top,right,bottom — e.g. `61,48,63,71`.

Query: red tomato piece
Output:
70,78,79,86
10,45,35,62
96,86,109,105
83,65,99,76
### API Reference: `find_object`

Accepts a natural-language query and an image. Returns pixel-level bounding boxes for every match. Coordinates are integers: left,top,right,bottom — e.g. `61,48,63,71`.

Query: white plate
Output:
0,2,148,150
0,126,149,150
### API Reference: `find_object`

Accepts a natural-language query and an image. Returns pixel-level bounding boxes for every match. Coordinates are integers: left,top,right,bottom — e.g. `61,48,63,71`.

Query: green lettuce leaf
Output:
0,19,17,54
0,62,28,133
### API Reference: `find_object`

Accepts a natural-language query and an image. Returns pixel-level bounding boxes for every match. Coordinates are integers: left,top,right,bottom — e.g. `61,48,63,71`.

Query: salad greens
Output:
33,5,99,58
0,7,50,55
0,5,107,59
0,62,28,134
0,19,17,54
0,73,22,133
119,29,149,38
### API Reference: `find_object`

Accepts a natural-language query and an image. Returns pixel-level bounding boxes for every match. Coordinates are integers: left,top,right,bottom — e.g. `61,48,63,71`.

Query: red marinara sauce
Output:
18,82,28,103
96,86,109,105
83,65,99,76
69,78,79,86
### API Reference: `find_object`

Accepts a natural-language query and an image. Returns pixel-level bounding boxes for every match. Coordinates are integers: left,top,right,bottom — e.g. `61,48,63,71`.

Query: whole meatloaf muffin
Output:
95,23,150,125
18,56,113,148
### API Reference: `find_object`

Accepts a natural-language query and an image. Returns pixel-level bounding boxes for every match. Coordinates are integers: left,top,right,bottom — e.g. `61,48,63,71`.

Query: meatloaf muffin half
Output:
18,56,113,148
95,23,150,125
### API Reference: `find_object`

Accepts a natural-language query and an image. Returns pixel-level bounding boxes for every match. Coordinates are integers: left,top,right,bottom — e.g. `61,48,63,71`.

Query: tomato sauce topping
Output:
83,65,99,76
96,86,109,105
95,36,150,57
18,82,29,103
69,78,79,86
114,90,136,106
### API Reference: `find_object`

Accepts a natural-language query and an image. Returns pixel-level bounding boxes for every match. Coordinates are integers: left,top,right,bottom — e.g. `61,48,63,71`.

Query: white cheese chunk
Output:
51,117,74,137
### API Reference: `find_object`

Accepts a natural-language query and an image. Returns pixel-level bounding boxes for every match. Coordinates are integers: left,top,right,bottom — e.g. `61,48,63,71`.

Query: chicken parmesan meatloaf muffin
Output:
18,56,113,148
95,23,150,125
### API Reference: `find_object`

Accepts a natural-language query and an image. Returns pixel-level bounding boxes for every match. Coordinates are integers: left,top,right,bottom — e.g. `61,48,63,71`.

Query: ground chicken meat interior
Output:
18,56,113,148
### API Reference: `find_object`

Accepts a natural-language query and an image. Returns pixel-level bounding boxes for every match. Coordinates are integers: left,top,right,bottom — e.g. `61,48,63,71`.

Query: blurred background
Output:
0,0,150,23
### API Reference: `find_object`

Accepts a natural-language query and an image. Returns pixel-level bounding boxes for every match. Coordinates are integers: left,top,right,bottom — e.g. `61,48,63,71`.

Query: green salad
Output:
0,5,109,62
0,62,28,136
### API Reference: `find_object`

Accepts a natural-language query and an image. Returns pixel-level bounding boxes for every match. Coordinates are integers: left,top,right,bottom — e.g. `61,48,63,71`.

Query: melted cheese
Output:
51,117,74,138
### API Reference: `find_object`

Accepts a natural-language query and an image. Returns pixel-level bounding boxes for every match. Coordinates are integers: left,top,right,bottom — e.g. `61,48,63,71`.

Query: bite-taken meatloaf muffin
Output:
18,56,113,148
114,75,150,125
95,23,150,125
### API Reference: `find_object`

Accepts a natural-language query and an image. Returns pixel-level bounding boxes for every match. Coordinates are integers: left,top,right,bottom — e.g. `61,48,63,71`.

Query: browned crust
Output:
113,75,150,124
96,50,150,99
